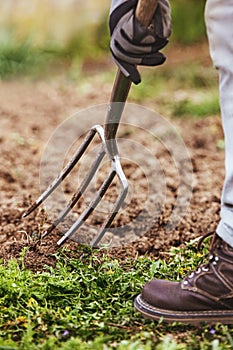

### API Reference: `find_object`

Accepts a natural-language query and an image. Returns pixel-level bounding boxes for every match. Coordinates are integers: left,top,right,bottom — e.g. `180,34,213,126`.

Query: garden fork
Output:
23,0,159,247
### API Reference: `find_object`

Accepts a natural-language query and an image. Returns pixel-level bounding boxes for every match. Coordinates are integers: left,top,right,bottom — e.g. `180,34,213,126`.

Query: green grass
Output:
0,29,104,79
0,240,233,349
169,91,220,118
129,61,219,119
0,9,109,80
0,41,60,79
170,0,206,44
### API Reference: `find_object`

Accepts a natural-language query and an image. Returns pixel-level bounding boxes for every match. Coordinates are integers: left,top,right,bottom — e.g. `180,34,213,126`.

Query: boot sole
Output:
134,294,233,325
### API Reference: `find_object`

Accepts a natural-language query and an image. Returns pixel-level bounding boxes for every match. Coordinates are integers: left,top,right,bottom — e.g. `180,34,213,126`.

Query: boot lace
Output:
184,232,221,284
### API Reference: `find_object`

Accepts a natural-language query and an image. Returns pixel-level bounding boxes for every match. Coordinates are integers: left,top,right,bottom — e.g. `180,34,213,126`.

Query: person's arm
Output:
109,0,171,84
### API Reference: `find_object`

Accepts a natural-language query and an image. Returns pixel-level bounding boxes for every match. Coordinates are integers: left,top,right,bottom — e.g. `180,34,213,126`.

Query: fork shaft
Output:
105,71,131,158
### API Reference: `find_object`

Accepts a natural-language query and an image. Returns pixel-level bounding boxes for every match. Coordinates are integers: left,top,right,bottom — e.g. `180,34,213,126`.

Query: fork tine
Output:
42,147,105,237
57,168,117,246
91,156,128,247
90,186,127,247
22,128,97,218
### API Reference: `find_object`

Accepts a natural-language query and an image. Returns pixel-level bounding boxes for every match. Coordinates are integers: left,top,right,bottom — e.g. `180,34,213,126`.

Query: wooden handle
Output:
135,0,158,27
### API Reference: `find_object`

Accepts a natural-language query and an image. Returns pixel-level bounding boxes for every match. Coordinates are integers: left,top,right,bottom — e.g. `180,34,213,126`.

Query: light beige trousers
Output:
205,0,233,247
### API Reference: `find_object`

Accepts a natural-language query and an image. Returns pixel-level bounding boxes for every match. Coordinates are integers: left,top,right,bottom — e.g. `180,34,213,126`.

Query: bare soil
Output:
0,45,225,271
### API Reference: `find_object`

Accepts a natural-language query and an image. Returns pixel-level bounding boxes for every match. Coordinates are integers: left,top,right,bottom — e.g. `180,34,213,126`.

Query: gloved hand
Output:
109,0,171,84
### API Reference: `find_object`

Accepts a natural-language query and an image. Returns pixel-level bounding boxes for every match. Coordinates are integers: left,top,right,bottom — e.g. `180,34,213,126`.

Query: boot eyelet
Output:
202,266,209,272
188,272,194,279
183,280,189,286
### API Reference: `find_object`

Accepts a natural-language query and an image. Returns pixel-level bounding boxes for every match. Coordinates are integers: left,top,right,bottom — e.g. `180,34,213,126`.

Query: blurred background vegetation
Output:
0,0,219,119
0,0,207,78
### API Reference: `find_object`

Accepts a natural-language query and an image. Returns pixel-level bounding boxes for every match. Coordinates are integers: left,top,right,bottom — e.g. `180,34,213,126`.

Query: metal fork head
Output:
22,124,128,247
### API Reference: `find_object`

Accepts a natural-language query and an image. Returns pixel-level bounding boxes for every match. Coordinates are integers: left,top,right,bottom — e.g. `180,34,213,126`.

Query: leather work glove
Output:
109,0,171,84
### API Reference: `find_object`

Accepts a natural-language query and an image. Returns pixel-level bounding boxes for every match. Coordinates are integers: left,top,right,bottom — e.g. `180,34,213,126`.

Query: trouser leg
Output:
205,0,233,248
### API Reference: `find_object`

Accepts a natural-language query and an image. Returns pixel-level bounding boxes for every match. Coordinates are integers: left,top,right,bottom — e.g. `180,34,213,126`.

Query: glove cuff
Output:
109,0,137,35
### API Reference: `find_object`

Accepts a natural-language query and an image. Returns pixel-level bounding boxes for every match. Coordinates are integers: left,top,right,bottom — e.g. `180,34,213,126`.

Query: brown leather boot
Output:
134,233,233,325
